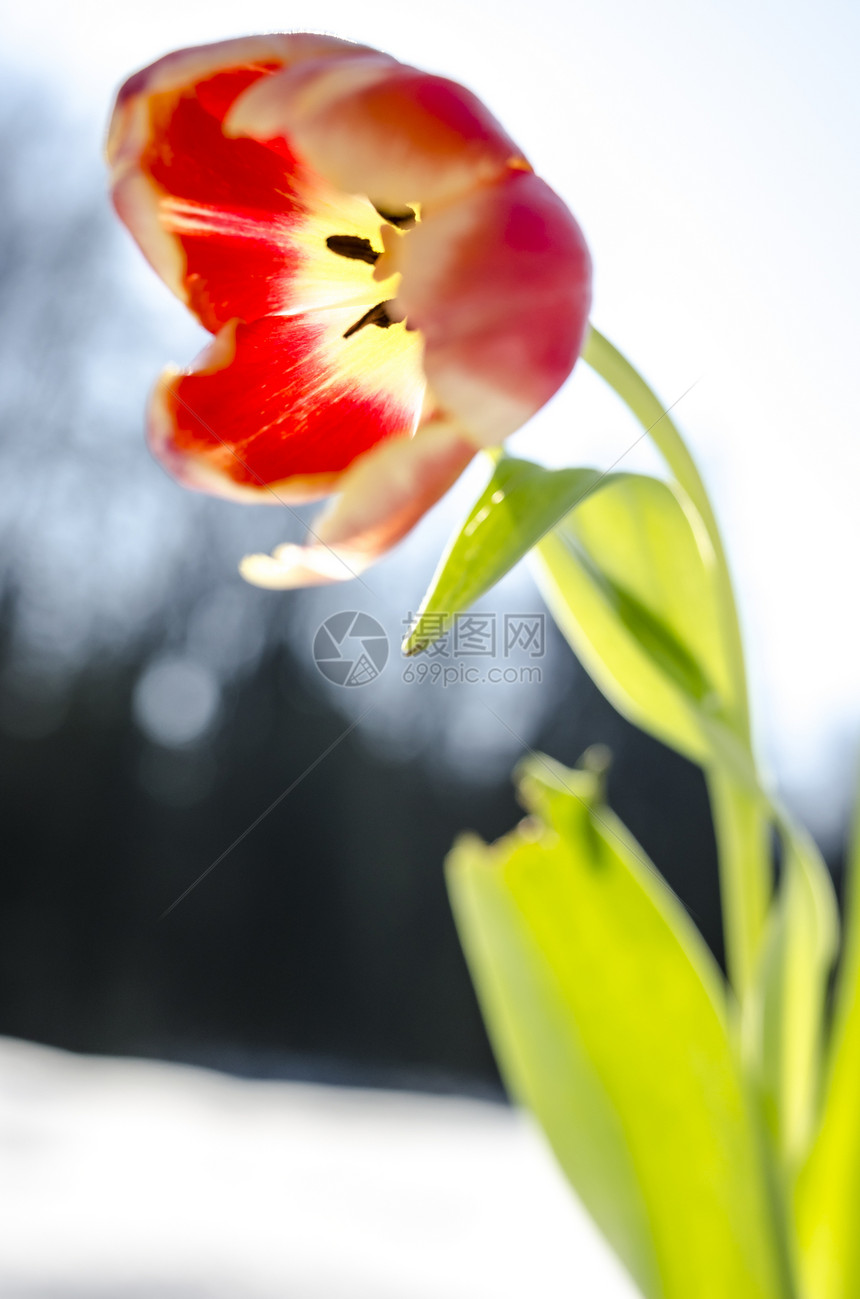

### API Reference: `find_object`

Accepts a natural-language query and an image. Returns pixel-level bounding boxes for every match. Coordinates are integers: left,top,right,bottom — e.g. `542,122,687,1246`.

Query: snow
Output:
0,1036,636,1298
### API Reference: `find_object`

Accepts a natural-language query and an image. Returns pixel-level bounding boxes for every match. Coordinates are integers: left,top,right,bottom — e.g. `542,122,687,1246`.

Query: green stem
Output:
582,326,749,741
706,765,772,1002
581,325,770,1001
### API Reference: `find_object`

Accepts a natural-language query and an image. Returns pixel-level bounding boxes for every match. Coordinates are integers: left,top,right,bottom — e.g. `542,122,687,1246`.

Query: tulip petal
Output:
394,170,592,445
148,306,426,503
240,420,476,588
109,35,594,589
108,37,395,333
227,56,527,214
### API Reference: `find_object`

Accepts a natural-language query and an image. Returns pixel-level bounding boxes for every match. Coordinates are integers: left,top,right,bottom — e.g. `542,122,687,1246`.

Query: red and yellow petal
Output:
148,306,426,503
108,36,393,333
109,35,593,588
393,170,592,446
240,418,476,588
227,54,527,216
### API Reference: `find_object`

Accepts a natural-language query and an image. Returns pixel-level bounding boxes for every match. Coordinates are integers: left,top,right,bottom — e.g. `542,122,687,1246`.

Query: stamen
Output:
343,301,396,339
373,204,416,229
326,235,379,265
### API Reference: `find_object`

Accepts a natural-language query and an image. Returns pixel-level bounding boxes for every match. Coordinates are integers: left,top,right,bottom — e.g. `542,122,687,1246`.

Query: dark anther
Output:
373,204,416,228
326,234,380,265
343,301,397,339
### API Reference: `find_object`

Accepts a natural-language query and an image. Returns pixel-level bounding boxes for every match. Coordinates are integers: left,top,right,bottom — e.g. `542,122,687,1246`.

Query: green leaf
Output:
447,756,787,1299
756,816,838,1168
795,794,860,1298
535,473,739,765
404,458,604,655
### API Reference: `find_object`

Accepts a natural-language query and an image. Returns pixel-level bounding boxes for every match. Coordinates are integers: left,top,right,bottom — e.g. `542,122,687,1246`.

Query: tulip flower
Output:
108,34,592,586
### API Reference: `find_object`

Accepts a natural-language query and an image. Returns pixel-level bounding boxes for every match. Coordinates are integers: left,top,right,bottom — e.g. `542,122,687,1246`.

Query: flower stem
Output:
706,766,772,1001
581,327,749,740
580,325,770,1001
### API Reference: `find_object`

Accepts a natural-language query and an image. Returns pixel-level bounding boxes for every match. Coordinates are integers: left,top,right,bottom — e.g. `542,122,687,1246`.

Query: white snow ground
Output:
0,1036,635,1298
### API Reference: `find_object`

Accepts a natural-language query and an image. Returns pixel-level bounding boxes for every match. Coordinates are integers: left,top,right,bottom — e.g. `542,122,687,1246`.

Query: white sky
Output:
4,0,859,839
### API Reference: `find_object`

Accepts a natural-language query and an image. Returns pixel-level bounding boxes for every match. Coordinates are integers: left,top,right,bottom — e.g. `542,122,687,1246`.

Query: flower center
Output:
326,207,416,339
342,300,396,338
372,206,416,230
325,235,379,266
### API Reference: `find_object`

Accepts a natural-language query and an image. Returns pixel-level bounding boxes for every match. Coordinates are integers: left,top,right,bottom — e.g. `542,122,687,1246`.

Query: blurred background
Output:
0,0,857,1293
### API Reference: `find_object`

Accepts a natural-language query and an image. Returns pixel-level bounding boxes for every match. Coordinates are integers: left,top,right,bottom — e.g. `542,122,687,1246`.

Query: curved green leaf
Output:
795,793,860,1298
756,816,838,1168
403,458,604,655
447,755,788,1299
535,473,738,765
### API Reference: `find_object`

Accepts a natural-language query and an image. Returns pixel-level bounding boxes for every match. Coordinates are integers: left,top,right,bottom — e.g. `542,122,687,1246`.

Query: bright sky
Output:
4,0,859,839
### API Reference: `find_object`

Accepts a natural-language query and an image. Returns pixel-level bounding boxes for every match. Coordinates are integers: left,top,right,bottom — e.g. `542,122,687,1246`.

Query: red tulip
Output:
108,34,592,586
